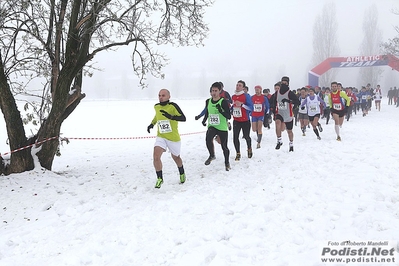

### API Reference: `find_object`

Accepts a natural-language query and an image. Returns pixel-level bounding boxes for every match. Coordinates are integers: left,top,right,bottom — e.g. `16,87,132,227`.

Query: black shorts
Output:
308,114,320,122
331,108,346,118
275,114,294,130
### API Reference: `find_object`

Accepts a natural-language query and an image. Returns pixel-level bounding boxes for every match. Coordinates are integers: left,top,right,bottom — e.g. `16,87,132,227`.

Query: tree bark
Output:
0,53,35,175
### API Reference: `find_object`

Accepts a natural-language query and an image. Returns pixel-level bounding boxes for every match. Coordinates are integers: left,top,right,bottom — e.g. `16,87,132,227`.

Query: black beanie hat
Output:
281,76,290,83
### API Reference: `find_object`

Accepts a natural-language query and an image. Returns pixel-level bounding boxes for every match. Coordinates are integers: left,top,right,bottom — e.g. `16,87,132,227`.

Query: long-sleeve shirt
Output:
150,101,186,142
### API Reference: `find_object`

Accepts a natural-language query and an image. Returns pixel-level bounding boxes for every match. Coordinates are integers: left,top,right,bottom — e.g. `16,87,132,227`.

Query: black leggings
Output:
206,127,230,164
233,120,251,153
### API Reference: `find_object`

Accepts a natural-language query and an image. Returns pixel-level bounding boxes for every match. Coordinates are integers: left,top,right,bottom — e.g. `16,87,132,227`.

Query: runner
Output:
395,87,399,107
300,88,326,140
366,83,374,111
387,87,394,105
345,87,357,121
358,86,371,117
374,84,382,111
354,87,361,115
200,82,231,171
323,87,331,125
262,88,272,129
328,81,351,141
270,76,300,151
147,89,187,188
195,86,221,146
219,81,233,130
298,87,309,136
231,80,253,160
315,86,325,120
292,89,299,126
269,82,286,132
251,85,270,149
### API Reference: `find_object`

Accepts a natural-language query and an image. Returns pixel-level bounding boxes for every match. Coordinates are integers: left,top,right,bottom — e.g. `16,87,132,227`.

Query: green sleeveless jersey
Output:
207,98,228,131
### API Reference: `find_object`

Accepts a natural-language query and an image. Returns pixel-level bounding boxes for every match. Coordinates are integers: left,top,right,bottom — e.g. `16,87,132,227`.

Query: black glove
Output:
300,106,305,110
202,120,206,127
147,124,154,133
216,104,223,113
195,115,200,120
281,98,291,103
160,110,173,119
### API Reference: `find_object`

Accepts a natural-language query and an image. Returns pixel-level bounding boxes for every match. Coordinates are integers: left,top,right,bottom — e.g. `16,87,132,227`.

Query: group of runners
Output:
146,78,385,188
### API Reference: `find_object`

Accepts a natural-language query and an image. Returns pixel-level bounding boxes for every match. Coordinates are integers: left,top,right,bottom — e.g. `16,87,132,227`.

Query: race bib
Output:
253,103,262,113
158,120,172,133
333,103,342,110
278,102,288,110
233,107,242,117
209,114,220,125
362,95,367,100
309,105,317,112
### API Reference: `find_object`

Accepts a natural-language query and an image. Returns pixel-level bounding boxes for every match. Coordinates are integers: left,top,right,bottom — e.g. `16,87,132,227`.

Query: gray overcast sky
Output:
84,0,399,99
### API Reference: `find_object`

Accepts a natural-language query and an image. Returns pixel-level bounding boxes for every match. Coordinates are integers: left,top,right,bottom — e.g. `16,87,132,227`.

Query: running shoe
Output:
235,153,241,161
289,146,294,152
204,156,216,165
225,163,231,171
180,173,186,184
337,136,341,141
155,178,163,189
275,142,283,150
317,136,321,140
256,143,261,149
247,148,253,158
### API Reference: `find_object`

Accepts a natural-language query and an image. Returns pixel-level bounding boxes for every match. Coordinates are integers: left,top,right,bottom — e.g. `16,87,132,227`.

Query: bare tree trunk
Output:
36,69,74,170
0,53,34,175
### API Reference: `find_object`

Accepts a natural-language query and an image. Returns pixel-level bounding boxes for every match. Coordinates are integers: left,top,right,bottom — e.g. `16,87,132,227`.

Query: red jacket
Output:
346,92,357,106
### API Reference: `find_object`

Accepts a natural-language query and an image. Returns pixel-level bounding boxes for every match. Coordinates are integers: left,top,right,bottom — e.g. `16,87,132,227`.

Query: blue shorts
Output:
251,116,264,122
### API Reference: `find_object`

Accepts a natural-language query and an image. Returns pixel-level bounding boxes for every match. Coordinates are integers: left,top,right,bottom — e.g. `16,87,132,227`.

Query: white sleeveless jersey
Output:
306,95,321,117
374,89,382,100
276,90,293,122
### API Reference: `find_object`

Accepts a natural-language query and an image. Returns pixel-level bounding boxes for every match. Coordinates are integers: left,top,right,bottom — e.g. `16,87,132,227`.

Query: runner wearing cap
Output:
270,76,300,151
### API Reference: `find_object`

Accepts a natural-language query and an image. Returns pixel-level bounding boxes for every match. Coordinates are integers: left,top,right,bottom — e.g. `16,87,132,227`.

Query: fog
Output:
82,0,399,99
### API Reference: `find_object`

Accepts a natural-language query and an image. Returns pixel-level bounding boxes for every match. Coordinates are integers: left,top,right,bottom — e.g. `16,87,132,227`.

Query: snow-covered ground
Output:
1,99,399,266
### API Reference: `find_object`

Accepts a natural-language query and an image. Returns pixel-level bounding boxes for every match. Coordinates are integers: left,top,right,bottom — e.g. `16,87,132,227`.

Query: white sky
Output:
82,0,399,99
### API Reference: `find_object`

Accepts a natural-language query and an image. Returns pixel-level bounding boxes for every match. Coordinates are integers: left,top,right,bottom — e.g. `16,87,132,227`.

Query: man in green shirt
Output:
147,89,186,188
200,82,231,171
